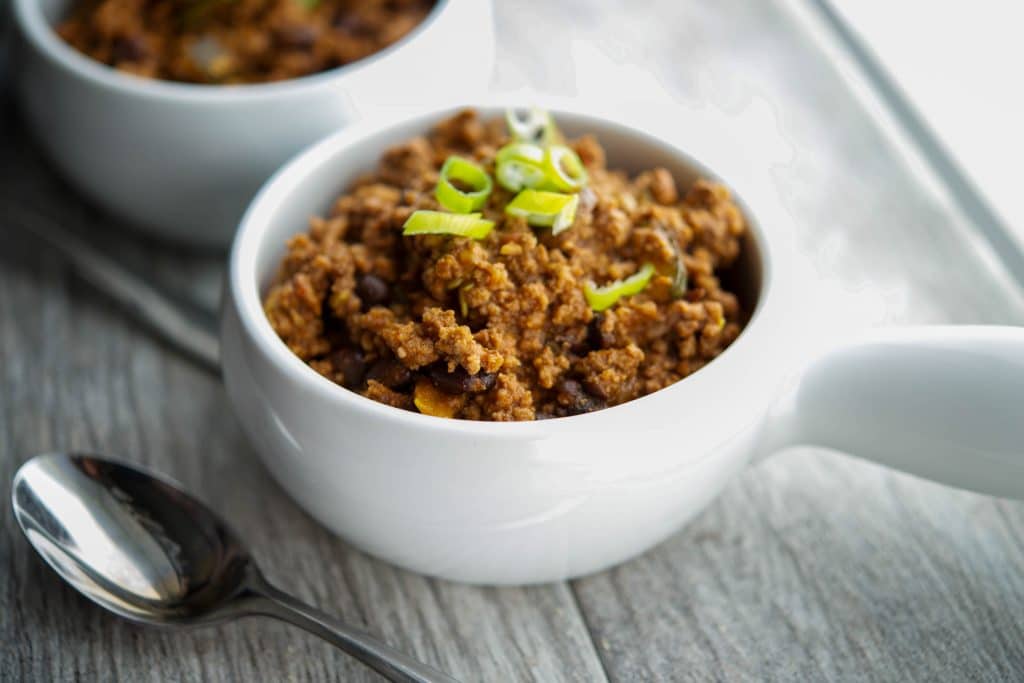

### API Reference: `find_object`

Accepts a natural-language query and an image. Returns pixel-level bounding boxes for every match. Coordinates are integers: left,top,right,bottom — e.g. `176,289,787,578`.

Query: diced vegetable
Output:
435,156,493,213
402,211,494,239
583,263,657,312
505,190,579,235
413,378,465,417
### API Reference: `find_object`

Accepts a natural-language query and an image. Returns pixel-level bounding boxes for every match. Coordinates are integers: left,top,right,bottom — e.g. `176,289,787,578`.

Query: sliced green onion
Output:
505,107,558,144
584,263,656,312
435,156,492,213
505,190,579,235
497,121,588,193
496,141,545,165
551,194,580,235
542,145,588,192
458,284,473,318
496,159,548,192
660,227,688,298
402,210,494,240
494,142,546,192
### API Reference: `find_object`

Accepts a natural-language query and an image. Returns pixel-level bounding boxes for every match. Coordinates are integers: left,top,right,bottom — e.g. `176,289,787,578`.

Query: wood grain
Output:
4,1,1024,681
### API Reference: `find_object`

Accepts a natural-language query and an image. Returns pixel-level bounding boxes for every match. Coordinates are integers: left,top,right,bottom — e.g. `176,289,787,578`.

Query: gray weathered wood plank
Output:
573,453,1024,682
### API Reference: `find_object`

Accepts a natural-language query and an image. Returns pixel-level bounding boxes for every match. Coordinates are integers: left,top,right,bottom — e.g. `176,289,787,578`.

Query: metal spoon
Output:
11,452,458,683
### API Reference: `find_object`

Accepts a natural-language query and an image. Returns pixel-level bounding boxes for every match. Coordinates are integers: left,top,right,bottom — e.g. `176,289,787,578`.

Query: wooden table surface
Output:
4,1,1024,681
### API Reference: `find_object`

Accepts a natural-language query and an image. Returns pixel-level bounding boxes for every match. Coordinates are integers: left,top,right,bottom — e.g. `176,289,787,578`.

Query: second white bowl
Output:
11,0,494,247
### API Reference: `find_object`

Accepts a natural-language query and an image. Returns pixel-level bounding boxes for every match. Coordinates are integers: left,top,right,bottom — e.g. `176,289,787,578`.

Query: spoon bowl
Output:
12,453,251,625
12,453,457,682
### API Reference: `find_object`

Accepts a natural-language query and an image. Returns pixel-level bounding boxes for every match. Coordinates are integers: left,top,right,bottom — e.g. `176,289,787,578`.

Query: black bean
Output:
554,329,585,354
274,25,317,50
463,370,496,393
321,305,350,347
330,348,366,388
112,35,148,63
571,394,605,415
333,12,373,36
586,313,613,350
582,377,609,400
557,378,582,395
356,274,390,309
366,359,412,389
428,364,496,394
556,378,605,415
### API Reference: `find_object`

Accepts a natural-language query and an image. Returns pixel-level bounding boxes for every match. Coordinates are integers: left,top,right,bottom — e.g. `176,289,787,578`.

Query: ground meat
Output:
576,345,645,404
263,110,748,421
57,0,434,84
364,380,414,411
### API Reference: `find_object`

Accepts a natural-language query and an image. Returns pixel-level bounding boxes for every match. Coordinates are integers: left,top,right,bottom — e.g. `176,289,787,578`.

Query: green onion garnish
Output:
435,156,492,213
542,145,588,192
494,142,546,192
495,108,589,195
584,263,657,312
496,159,547,193
402,210,494,240
662,228,688,298
494,141,589,194
505,108,558,144
505,190,579,235
496,141,546,165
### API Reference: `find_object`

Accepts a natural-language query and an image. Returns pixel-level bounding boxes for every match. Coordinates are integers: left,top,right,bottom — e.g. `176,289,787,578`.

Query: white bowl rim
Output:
11,0,452,102
229,103,785,438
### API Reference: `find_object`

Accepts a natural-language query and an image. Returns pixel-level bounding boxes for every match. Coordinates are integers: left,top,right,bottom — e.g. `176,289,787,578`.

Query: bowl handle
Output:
770,325,1024,500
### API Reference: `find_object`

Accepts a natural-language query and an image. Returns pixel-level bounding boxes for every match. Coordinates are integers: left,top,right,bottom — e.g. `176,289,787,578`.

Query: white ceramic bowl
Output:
11,0,493,247
223,105,1024,585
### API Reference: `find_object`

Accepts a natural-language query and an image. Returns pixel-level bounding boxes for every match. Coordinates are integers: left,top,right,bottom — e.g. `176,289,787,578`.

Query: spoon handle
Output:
246,577,459,683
